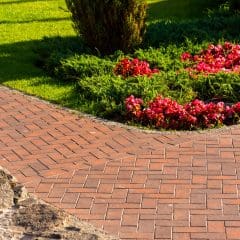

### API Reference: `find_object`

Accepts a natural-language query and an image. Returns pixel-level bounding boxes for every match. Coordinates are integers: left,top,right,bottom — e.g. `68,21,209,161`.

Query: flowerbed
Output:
181,42,240,74
39,16,240,130
126,95,240,130
120,42,240,130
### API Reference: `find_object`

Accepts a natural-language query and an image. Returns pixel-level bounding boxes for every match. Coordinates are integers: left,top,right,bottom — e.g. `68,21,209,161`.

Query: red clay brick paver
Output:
1,86,240,239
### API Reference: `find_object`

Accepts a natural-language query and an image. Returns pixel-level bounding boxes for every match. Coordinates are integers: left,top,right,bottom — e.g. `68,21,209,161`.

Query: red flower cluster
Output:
181,42,240,74
114,58,159,78
125,95,240,130
125,95,143,118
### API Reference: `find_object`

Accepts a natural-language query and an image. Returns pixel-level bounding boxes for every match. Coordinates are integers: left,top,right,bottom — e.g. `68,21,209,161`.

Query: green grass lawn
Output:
0,0,76,104
0,0,236,112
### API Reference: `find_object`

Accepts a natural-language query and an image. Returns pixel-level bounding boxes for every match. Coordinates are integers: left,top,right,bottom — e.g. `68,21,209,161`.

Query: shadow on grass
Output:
147,0,226,21
0,17,70,25
0,36,84,84
0,36,86,109
144,10,240,47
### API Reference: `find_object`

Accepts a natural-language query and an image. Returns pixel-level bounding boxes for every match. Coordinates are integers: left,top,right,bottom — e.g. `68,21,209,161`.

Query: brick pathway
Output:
1,86,240,240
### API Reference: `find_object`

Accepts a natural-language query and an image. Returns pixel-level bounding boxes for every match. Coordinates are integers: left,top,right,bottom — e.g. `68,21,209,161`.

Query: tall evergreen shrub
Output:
65,0,147,54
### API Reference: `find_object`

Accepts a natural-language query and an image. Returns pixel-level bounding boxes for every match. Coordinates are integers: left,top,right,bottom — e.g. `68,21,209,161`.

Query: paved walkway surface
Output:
1,86,240,240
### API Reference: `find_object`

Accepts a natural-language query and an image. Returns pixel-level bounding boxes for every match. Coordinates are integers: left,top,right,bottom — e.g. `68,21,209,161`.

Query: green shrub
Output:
65,0,147,54
54,54,114,81
76,74,125,118
134,45,185,71
75,69,196,118
192,73,240,102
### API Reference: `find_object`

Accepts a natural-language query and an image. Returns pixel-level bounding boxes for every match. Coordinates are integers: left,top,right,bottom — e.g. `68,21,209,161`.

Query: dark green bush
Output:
65,0,147,54
230,0,240,11
145,12,240,47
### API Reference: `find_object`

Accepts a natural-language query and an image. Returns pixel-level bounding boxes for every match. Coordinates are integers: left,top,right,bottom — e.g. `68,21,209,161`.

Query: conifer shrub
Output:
65,0,147,54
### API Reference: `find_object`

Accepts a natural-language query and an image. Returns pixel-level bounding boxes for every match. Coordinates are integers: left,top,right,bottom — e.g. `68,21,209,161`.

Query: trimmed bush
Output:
65,0,147,54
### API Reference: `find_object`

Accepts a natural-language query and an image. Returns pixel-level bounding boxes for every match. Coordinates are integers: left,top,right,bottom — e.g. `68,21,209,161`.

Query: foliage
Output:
192,73,240,103
65,0,147,54
52,54,114,81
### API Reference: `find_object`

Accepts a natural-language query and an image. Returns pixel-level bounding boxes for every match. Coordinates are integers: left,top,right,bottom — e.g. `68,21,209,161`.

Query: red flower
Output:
125,95,240,130
125,95,143,118
114,58,159,78
181,52,192,61
182,42,240,74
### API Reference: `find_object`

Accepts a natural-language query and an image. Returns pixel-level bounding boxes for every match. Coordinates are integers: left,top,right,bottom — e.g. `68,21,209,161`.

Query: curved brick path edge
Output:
1,86,240,240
